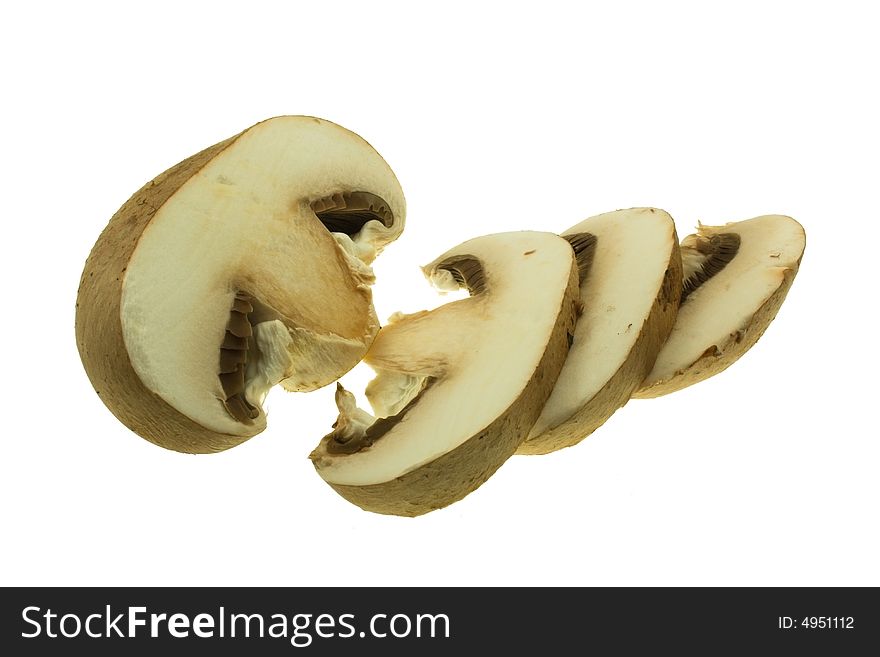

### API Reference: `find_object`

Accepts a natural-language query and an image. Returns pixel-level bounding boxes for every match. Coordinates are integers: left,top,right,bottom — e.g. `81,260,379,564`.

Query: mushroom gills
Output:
311,191,394,235
219,292,294,423
437,257,486,295
564,232,599,283
312,191,398,272
680,232,740,301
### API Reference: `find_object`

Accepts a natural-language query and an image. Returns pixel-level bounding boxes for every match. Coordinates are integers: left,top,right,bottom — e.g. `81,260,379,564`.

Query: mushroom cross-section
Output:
635,214,805,398
519,208,682,454
310,231,580,516
75,116,405,453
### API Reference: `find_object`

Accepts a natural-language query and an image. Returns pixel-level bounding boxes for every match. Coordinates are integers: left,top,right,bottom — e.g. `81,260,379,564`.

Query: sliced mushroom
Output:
76,116,405,453
635,214,805,398
519,208,682,454
310,232,580,516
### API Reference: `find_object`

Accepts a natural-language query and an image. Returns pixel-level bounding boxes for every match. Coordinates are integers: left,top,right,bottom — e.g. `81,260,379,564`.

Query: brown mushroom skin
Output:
75,135,252,453
323,261,581,516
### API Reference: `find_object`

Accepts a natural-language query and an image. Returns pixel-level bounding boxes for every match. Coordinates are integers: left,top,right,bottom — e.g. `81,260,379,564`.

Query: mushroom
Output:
519,208,682,454
310,232,581,516
75,116,405,453
634,214,805,398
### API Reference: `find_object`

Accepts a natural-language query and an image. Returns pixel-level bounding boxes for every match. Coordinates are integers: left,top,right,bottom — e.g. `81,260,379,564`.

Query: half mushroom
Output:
310,231,581,516
76,116,405,453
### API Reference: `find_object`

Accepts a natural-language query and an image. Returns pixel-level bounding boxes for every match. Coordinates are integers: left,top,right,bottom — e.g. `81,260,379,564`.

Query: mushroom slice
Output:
310,232,580,516
634,214,805,398
76,116,405,453
518,208,682,454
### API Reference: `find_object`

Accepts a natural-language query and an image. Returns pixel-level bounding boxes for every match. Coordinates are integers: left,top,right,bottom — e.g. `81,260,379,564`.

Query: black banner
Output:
1,587,876,654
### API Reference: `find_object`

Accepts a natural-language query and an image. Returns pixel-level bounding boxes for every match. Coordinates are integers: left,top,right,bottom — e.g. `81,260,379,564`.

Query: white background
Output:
2,1,878,586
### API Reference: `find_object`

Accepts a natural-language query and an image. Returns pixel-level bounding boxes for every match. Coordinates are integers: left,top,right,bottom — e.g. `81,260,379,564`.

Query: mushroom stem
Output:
324,384,377,453
244,320,294,408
